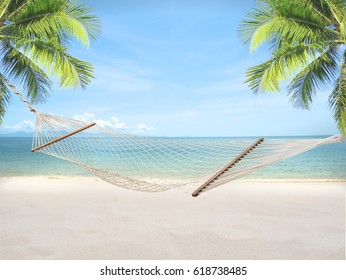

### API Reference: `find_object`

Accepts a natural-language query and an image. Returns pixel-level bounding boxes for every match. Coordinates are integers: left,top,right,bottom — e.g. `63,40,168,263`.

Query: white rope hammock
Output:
7,84,343,196
30,112,343,196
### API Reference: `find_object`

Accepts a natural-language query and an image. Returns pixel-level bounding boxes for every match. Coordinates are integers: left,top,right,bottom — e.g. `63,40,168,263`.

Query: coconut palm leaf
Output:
0,74,11,122
6,0,100,47
1,40,51,102
329,77,346,135
239,0,334,52
245,43,322,94
240,0,346,135
17,38,94,89
288,45,339,109
0,0,100,124
329,51,346,134
0,0,11,18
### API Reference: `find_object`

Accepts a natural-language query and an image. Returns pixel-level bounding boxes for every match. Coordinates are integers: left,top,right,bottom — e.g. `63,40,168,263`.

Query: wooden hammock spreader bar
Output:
192,137,264,197
31,122,96,152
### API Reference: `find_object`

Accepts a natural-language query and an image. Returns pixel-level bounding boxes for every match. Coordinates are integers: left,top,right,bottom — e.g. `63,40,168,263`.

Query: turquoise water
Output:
0,136,345,180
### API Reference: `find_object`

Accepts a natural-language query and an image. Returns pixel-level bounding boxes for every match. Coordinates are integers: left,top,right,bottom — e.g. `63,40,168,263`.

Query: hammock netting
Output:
31,112,344,196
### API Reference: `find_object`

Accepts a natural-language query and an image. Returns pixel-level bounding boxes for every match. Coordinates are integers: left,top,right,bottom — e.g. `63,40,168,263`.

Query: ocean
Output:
0,136,345,180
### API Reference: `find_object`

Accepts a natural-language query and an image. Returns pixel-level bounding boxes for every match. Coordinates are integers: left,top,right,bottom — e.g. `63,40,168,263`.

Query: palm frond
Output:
238,3,277,50
0,0,11,18
6,0,101,48
63,0,101,43
321,0,345,24
288,45,339,109
62,54,94,89
18,38,94,89
245,43,319,93
239,0,335,52
329,51,346,135
246,58,280,94
2,0,72,47
340,20,346,40
0,73,11,124
1,40,52,102
329,77,346,135
241,0,346,135
0,0,100,119
5,0,31,18
303,0,334,24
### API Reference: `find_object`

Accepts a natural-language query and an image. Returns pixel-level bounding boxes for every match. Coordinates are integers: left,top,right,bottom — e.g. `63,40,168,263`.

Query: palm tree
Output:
0,0,100,123
239,0,346,135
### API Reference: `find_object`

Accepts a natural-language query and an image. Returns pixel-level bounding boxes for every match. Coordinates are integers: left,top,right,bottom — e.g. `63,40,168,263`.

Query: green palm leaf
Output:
6,0,101,47
0,0,100,124
239,0,334,52
0,74,11,123
18,38,94,89
288,45,339,109
240,0,346,135
1,40,52,102
0,0,11,18
245,43,321,94
329,51,346,135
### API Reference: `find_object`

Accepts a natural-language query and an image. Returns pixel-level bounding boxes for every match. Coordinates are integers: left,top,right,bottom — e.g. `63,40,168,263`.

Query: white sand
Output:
0,177,345,260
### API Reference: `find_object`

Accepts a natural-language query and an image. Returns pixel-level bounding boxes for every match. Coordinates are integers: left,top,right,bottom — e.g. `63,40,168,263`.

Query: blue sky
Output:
0,0,339,136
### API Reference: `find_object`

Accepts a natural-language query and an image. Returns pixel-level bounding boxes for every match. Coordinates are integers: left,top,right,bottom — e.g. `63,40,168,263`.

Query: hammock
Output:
10,88,345,197
28,111,343,196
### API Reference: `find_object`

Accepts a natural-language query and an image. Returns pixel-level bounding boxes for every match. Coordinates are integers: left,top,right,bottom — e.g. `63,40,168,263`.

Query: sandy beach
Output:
0,177,345,260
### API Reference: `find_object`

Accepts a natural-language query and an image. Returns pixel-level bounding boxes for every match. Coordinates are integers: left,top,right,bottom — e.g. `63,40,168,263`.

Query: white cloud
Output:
3,120,35,130
73,112,96,122
94,117,129,130
72,112,155,133
133,123,155,133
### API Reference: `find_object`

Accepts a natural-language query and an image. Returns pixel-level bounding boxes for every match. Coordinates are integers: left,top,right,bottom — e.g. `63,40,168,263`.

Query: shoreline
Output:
1,175,346,182
0,178,345,260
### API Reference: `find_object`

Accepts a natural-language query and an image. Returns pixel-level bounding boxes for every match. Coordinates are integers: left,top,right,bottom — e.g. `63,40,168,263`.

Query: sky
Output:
0,0,340,137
